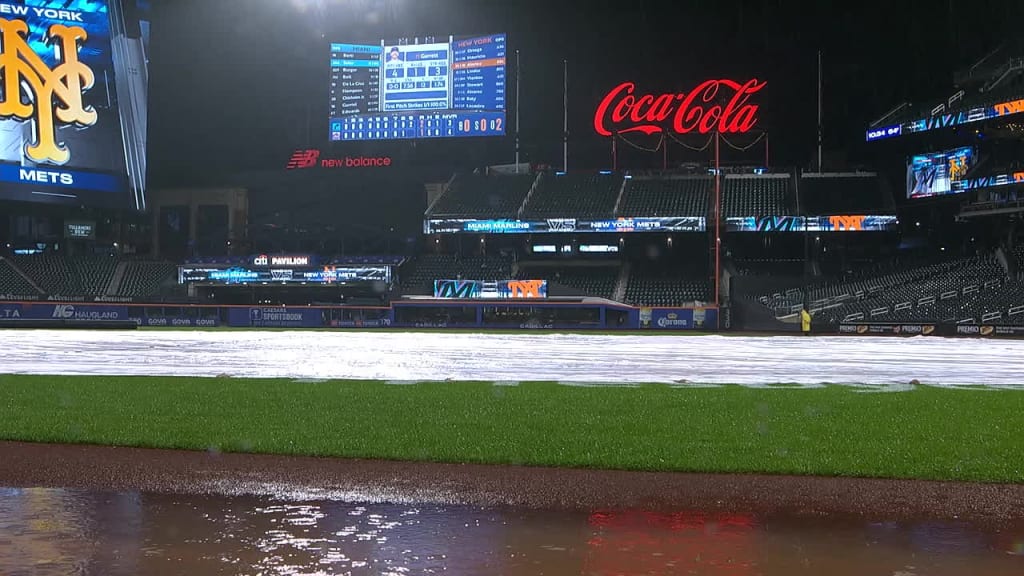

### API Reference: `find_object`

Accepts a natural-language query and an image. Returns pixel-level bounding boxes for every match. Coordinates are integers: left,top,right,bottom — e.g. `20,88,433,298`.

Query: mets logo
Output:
286,149,320,169
0,18,96,165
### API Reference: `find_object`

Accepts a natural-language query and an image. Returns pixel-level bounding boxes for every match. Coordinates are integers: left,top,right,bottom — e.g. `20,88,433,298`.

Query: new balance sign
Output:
285,149,392,170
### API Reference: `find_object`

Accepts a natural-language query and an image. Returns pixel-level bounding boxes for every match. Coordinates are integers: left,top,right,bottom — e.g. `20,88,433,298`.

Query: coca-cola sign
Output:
593,79,766,136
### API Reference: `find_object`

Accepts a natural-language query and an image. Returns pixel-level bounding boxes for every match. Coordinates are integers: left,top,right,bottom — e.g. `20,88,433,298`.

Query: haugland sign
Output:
594,79,766,136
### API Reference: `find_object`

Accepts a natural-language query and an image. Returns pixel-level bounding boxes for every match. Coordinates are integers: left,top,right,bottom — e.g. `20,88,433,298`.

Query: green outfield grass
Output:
0,376,1020,482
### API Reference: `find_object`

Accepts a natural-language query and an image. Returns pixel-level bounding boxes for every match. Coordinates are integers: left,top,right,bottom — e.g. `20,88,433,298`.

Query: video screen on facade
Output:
907,147,974,199
0,0,149,209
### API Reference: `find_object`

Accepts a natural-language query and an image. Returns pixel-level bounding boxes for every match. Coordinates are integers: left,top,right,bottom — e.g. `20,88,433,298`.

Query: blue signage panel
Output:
0,303,129,320
639,308,718,330
227,307,324,328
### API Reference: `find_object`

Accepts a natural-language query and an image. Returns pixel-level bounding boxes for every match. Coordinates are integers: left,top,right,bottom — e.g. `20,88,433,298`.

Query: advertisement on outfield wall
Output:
227,307,323,328
0,0,150,210
639,307,717,330
0,303,128,320
130,316,219,327
839,323,1024,337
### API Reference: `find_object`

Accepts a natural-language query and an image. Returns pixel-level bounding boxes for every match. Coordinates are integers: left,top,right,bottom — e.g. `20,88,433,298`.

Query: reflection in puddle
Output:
0,487,1021,575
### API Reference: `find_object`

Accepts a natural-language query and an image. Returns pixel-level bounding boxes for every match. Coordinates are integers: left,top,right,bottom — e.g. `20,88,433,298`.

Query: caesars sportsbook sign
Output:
0,1,139,208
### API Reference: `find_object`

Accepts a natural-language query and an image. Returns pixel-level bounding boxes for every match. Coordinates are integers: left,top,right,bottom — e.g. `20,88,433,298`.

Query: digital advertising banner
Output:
866,96,1024,141
726,215,899,232
0,0,149,209
178,265,391,285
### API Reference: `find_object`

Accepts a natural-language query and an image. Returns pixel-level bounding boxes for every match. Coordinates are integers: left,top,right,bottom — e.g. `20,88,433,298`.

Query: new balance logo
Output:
286,149,320,169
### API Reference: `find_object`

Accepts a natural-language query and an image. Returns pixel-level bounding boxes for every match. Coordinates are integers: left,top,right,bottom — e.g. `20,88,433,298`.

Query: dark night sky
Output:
147,0,1024,186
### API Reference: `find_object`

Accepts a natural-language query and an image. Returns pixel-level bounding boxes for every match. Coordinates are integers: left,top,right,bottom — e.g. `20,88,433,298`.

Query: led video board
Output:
424,216,705,234
178,266,391,285
329,34,505,141
866,97,1024,141
433,279,547,299
0,0,149,209
907,147,974,199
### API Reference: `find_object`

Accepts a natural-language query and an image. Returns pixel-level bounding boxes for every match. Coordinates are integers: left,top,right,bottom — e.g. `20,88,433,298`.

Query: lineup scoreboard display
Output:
907,147,974,198
0,0,150,210
329,34,506,141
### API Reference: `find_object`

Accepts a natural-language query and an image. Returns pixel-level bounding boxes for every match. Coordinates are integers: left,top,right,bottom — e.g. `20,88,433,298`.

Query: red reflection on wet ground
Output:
584,510,757,575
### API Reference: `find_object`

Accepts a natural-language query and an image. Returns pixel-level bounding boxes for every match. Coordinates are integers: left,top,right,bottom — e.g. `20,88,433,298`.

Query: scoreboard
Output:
329,34,506,141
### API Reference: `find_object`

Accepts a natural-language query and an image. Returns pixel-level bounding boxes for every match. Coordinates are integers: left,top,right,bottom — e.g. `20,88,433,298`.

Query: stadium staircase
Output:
106,261,129,296
516,173,543,218
424,174,458,215
612,177,629,215
613,262,630,302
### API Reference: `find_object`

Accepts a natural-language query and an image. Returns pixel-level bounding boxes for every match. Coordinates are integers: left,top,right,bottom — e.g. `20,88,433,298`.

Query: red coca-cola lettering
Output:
594,79,766,136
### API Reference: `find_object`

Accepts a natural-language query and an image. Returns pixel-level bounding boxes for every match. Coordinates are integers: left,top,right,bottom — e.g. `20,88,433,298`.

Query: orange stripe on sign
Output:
451,57,506,71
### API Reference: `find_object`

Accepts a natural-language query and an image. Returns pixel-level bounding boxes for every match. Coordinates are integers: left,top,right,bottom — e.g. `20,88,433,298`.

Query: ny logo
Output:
0,18,96,165
286,149,320,169
828,215,866,231
506,280,545,298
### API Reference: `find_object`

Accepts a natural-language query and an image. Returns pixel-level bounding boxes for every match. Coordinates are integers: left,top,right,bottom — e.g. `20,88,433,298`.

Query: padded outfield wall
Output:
0,301,719,331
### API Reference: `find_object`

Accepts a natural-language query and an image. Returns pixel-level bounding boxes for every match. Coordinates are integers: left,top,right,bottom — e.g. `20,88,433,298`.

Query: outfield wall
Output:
0,301,720,331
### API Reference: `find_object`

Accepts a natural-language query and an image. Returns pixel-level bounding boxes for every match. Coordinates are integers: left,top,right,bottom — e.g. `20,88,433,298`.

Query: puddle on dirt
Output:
1,487,1021,575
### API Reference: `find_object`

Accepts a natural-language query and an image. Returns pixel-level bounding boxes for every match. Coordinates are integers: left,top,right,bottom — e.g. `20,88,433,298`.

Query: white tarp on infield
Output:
0,330,1022,387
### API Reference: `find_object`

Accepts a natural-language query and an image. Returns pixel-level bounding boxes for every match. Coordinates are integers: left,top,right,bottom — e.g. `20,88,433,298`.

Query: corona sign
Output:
594,79,766,136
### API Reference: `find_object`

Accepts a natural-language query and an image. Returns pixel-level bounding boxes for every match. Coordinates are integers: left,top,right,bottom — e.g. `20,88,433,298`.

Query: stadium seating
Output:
798,173,893,215
70,255,119,296
12,254,85,296
399,254,513,294
521,173,623,219
117,260,179,298
617,177,710,217
516,265,620,299
755,252,1021,325
625,269,710,307
0,258,39,296
722,175,794,217
429,174,535,217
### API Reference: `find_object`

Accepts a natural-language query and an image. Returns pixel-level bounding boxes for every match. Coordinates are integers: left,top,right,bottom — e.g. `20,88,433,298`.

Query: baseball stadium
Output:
1,0,1024,574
